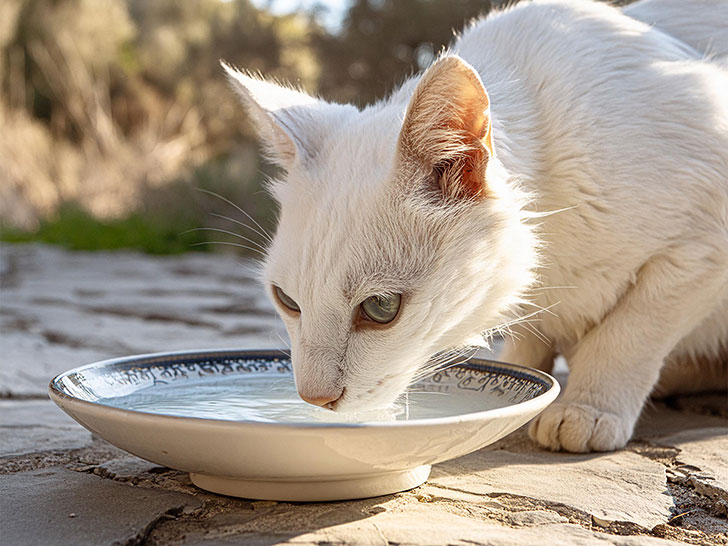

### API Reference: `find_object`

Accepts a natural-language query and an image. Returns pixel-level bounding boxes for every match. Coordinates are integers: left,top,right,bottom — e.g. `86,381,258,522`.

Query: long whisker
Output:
493,302,560,332
521,322,551,346
410,346,479,384
374,347,474,392
189,241,267,257
271,329,291,351
519,300,559,318
409,347,475,381
478,301,561,348
181,227,269,253
530,285,578,291
502,323,521,342
209,212,271,245
237,259,263,279
521,204,579,219
195,188,273,243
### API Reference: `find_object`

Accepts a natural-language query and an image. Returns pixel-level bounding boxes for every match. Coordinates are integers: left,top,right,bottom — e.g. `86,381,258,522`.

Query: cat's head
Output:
224,56,537,411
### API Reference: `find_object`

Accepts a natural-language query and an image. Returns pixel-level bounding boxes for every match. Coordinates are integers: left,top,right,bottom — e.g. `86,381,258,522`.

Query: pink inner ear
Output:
438,79,492,200
435,141,488,200
398,56,495,201
459,72,494,158
466,103,495,160
462,145,489,199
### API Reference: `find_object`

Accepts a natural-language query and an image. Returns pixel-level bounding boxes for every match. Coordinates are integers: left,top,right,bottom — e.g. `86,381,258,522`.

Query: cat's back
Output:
453,0,716,116
454,0,697,68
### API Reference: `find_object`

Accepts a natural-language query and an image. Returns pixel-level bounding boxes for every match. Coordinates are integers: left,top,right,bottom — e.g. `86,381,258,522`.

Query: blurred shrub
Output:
0,0,319,239
0,0,504,254
316,0,493,105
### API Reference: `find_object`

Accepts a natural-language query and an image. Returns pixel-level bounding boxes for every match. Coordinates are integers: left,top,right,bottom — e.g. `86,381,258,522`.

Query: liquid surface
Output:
99,375,503,423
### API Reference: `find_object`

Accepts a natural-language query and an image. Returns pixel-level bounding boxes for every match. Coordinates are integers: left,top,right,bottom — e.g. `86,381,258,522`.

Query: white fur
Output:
625,0,728,66
225,0,728,452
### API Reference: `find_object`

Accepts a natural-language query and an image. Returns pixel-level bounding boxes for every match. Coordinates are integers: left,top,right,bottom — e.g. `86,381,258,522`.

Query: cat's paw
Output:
528,402,631,452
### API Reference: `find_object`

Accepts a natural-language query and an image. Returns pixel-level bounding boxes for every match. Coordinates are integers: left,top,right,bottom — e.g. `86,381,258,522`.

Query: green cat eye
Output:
273,285,300,313
360,293,402,324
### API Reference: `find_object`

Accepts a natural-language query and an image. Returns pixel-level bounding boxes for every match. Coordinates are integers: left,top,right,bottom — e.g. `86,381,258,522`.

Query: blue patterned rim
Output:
49,348,558,427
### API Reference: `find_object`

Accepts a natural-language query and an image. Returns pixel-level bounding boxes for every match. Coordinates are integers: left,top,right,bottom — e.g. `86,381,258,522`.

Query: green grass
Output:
0,202,209,255
0,154,278,255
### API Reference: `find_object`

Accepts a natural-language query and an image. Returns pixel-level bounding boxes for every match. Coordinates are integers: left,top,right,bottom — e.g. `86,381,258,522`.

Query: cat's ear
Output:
397,55,494,200
222,62,350,169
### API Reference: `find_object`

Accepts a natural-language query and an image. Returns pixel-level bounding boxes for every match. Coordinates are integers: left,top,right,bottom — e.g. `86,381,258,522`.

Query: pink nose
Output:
299,388,344,409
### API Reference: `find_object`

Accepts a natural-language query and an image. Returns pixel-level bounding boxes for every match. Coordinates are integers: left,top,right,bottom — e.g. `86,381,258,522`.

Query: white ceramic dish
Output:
49,349,559,501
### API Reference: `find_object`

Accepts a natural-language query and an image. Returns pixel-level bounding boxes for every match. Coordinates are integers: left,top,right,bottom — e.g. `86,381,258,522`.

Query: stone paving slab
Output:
173,508,687,546
0,467,202,546
0,244,285,396
656,429,728,508
634,404,728,440
0,399,92,457
1,244,727,546
280,521,688,546
429,447,673,529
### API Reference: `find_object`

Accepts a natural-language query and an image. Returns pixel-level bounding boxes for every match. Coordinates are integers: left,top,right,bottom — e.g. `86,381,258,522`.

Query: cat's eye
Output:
273,285,300,313
360,293,401,324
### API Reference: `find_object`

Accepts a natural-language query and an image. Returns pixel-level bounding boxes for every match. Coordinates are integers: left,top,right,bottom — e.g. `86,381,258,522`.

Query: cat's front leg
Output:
529,248,727,452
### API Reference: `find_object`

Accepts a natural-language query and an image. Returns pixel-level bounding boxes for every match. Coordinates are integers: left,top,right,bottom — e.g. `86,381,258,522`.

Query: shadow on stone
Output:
147,493,390,545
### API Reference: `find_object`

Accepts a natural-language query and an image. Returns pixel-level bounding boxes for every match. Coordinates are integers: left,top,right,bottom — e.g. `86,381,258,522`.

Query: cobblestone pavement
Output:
1,244,726,545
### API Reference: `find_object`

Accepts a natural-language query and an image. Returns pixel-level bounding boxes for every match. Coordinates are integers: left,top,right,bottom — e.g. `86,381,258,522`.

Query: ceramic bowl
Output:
49,349,559,501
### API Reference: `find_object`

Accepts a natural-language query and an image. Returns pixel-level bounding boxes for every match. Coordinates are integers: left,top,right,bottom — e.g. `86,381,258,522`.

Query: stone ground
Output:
1,243,726,546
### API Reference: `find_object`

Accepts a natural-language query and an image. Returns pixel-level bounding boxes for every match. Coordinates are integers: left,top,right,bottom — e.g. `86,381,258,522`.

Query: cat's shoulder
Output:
456,0,688,56
461,0,626,34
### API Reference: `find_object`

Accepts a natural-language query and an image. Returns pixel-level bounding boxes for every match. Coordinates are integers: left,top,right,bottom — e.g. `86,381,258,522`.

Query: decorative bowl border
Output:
49,348,559,429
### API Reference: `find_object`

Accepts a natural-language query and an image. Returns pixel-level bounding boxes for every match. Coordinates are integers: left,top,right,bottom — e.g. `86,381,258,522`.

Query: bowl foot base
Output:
189,465,431,501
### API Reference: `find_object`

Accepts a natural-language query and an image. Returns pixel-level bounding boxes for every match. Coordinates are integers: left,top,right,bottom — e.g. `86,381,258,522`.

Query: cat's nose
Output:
299,388,344,409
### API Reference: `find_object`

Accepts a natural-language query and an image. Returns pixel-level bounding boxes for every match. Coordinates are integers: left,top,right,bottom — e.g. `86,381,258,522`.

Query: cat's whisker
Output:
521,205,579,219
511,302,560,324
237,260,263,278
272,329,291,351
506,317,545,328
409,360,450,383
504,323,522,341
488,319,532,340
195,187,273,243
519,300,560,318
409,347,478,384
482,326,498,346
403,390,450,396
181,227,269,253
209,212,271,246
408,346,479,384
494,322,521,344
189,241,268,257
529,285,578,292
479,302,561,346
521,322,552,346
519,321,547,341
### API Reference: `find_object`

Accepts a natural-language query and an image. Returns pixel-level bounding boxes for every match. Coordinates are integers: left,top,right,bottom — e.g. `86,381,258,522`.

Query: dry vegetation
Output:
0,0,495,253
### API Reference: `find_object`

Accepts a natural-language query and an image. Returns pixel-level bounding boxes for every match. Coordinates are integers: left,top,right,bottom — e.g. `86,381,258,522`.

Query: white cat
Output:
224,0,728,453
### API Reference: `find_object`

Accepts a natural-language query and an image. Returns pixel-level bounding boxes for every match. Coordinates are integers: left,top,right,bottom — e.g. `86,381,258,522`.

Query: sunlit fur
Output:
624,0,728,67
225,0,728,452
